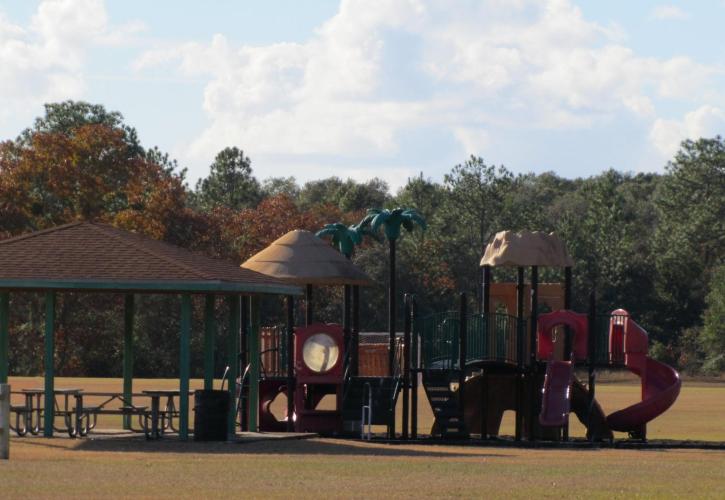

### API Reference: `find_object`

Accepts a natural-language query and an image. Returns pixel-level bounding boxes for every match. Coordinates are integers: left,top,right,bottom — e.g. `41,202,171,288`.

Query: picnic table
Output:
141,390,184,439
9,389,193,439
9,389,43,436
75,391,150,436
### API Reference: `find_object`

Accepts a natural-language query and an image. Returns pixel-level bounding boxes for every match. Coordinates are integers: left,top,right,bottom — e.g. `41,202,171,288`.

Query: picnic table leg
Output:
166,395,177,432
65,394,78,438
146,396,160,439
73,394,84,437
152,397,158,438
28,394,40,435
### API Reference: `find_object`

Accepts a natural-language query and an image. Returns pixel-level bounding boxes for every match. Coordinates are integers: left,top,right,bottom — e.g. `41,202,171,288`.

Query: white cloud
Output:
650,106,725,158
130,0,722,182
650,5,690,21
0,0,143,130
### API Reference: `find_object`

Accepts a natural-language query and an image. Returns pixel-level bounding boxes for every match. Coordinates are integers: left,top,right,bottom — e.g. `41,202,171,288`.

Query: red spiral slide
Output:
606,314,681,433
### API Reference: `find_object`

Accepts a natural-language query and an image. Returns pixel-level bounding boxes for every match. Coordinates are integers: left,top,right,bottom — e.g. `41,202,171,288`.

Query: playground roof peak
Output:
0,221,302,295
480,230,574,268
241,229,374,286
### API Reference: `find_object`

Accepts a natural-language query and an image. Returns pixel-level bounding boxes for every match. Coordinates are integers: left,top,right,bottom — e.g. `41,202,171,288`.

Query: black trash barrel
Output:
193,390,230,441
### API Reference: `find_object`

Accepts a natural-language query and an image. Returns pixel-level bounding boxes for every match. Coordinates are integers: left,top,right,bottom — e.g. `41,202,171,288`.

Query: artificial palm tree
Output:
315,223,362,259
361,208,426,375
316,222,377,375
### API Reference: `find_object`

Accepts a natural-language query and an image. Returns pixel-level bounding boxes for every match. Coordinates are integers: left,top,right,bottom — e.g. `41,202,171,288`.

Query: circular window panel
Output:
302,333,340,373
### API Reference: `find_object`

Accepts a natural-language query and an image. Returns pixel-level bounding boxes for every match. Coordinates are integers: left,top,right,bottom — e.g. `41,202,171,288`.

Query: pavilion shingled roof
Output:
0,221,301,294
241,229,374,286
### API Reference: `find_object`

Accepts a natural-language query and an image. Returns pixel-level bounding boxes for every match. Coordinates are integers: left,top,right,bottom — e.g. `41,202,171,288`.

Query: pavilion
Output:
0,221,302,439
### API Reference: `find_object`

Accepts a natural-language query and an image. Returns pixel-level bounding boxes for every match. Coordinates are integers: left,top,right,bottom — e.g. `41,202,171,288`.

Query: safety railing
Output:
418,312,525,370
591,313,630,366
260,325,289,378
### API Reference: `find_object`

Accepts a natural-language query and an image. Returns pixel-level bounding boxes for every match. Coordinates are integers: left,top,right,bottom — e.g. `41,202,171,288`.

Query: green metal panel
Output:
203,295,216,390
248,296,260,432
44,291,55,437
0,279,302,296
227,296,240,437
179,294,192,440
0,293,8,384
122,294,134,430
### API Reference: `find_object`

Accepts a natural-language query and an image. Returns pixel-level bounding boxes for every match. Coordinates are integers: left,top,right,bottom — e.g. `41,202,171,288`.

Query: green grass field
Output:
2,377,724,498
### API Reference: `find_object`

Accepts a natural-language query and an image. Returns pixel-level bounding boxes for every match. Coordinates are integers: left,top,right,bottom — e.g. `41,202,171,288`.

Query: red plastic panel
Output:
539,359,574,427
536,310,589,361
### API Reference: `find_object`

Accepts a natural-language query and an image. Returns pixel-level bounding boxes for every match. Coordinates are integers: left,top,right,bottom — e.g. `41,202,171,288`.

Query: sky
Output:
1,0,724,191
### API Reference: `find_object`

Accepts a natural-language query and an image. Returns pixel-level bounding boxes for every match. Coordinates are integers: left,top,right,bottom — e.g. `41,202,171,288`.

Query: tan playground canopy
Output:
480,230,574,268
241,230,374,286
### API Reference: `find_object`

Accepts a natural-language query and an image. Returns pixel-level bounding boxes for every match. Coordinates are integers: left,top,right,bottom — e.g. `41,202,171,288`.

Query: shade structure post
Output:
0,292,9,384
305,285,313,326
343,284,351,366
528,266,539,440
562,267,572,441
410,295,418,440
44,291,55,437
388,238,396,377
179,294,192,440
203,295,216,390
286,295,295,432
351,285,360,376
530,266,539,366
122,294,134,430
240,296,250,431
482,266,491,315
587,289,598,439
248,296,261,432
227,295,241,437
402,294,411,440
458,292,467,417
515,267,525,441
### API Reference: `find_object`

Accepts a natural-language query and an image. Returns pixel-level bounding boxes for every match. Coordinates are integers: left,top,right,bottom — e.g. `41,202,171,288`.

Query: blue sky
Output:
1,1,723,191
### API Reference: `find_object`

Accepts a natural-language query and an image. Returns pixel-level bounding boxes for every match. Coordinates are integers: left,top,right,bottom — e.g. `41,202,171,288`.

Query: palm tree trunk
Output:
388,238,396,376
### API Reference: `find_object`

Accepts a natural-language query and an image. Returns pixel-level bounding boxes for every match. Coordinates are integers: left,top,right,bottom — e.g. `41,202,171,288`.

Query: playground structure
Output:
237,229,682,442
0,223,682,444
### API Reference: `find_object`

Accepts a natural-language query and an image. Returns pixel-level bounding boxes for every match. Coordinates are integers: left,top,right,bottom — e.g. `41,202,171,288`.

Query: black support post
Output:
305,284,313,326
529,265,539,440
286,295,295,432
411,296,418,440
240,295,250,431
563,266,573,441
388,239,397,378
587,289,597,440
482,265,491,315
516,267,525,441
343,284,351,365
458,293,467,417
352,285,360,376
402,294,411,440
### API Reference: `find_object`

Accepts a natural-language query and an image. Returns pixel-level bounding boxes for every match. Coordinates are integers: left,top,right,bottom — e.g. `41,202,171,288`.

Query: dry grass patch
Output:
2,437,724,498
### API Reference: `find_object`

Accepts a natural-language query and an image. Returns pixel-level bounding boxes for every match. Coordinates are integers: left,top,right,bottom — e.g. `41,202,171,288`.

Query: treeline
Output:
0,101,722,378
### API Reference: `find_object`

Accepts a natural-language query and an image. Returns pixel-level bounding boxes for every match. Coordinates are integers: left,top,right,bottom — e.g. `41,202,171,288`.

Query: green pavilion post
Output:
44,291,55,437
204,295,216,390
122,294,134,430
248,296,260,432
179,294,192,440
0,292,9,384
227,295,240,437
